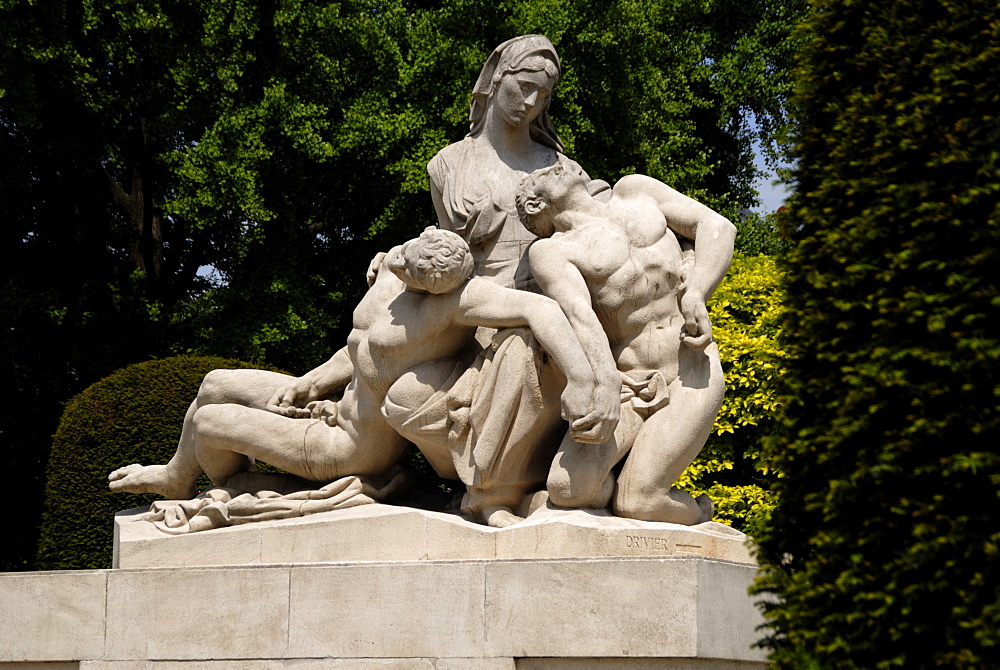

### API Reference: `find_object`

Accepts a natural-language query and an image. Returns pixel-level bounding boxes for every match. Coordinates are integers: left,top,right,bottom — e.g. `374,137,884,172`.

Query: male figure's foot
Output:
108,464,196,500
695,493,714,523
484,506,524,528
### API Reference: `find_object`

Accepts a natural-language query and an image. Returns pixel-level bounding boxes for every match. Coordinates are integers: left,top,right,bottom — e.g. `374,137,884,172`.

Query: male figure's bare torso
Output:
340,257,479,450
539,178,688,381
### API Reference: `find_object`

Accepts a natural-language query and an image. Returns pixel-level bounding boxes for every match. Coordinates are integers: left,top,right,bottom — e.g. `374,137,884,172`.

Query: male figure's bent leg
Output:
109,369,298,498
547,408,640,510
613,344,724,524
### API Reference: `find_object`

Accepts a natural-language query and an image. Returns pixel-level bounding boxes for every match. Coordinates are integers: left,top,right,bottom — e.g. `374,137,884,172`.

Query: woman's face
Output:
493,66,556,128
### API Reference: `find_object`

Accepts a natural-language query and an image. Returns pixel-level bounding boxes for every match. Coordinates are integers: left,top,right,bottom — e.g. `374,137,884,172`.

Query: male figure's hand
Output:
304,400,338,426
679,290,713,350
266,377,321,417
567,386,620,444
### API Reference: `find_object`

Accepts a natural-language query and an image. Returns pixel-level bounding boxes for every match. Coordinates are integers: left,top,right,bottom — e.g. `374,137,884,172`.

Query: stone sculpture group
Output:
109,35,736,532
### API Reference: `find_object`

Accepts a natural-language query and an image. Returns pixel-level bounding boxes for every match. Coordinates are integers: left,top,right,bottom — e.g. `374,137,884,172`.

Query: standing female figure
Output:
429,35,608,290
382,37,619,526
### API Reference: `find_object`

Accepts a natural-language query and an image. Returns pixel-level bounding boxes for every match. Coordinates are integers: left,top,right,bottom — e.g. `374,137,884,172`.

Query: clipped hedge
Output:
37,356,285,570
753,0,1000,666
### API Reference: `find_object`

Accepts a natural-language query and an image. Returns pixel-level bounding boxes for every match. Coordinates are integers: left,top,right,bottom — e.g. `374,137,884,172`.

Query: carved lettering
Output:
624,534,673,552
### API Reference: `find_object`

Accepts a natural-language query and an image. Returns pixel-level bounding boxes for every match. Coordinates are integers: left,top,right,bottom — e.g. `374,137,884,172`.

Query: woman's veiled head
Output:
468,35,564,152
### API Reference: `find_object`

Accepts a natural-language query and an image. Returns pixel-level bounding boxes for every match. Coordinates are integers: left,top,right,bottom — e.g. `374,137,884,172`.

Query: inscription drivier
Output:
625,535,705,553
626,535,671,551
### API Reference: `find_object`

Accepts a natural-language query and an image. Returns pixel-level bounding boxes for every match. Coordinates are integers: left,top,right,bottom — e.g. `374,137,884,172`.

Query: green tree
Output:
1,0,415,569
753,0,1000,666
1,0,805,570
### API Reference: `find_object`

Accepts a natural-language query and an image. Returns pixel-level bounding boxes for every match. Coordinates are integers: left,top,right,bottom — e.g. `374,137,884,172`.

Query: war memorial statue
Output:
108,34,736,533
1,36,767,670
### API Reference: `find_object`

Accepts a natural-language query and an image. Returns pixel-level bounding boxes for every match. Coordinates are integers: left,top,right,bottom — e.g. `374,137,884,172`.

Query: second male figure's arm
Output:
528,240,621,443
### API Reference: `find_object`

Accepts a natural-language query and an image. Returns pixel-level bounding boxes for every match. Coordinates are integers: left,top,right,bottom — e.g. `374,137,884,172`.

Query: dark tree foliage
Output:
753,0,1000,666
2,0,805,570
37,356,284,570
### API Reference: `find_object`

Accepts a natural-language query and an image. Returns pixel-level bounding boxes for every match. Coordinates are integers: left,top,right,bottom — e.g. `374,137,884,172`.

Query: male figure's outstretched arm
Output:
455,276,617,443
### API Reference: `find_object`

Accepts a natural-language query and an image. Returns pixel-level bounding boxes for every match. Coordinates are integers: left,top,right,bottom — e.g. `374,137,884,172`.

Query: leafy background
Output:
1,0,806,570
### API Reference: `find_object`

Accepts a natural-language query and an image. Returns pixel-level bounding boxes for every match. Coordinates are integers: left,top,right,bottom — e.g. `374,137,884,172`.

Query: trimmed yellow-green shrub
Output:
680,253,788,534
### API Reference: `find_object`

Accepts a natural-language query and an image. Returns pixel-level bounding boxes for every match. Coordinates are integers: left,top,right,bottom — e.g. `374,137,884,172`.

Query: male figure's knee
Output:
198,369,240,405
547,467,614,509
191,403,230,439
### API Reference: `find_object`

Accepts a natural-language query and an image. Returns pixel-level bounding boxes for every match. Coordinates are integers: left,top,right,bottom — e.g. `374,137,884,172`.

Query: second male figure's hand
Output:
679,290,713,350
266,376,321,417
569,386,620,445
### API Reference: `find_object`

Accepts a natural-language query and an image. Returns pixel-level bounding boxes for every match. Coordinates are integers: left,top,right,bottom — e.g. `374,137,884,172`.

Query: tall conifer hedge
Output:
753,0,999,666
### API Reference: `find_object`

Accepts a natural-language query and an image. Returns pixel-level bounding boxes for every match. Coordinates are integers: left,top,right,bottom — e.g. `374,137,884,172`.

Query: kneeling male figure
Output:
516,157,736,524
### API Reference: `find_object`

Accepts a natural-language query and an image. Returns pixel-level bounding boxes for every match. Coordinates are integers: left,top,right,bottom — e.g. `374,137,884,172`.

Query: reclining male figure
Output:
515,157,736,524
109,227,610,526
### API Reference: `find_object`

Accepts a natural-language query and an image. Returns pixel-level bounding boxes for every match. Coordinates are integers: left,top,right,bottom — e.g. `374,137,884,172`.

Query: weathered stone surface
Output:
105,567,290,660
696,559,771,661
485,557,763,661
0,555,764,667
0,571,107,663
497,506,752,563
75,660,517,670
485,558,699,658
516,660,762,669
114,504,752,569
287,563,486,658
259,505,496,564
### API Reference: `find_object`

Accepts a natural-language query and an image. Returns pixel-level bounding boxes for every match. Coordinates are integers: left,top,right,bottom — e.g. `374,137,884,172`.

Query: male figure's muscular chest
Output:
572,202,682,308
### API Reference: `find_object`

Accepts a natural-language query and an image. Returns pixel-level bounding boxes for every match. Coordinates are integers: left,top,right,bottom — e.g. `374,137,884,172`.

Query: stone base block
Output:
113,503,753,568
1,661,758,669
0,556,766,668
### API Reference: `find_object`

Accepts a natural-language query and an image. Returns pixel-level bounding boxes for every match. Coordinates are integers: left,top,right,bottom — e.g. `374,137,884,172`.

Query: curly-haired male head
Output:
389,227,474,294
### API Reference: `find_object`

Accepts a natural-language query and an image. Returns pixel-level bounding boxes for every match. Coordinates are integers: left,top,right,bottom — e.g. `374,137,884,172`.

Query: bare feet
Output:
108,464,196,500
695,493,714,523
484,506,525,528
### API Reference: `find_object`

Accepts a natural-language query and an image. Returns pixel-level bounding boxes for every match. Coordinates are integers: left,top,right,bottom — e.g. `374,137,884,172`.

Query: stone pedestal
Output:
1,505,768,669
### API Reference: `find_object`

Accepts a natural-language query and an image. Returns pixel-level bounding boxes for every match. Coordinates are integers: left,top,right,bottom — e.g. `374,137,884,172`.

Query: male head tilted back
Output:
515,157,590,238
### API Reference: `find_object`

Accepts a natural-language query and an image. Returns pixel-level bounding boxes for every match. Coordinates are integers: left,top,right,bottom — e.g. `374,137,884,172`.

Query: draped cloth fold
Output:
141,473,399,535
620,369,671,419
383,328,564,521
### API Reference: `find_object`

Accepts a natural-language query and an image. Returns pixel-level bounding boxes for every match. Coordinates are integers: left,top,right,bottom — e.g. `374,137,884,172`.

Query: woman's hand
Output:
366,252,388,287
